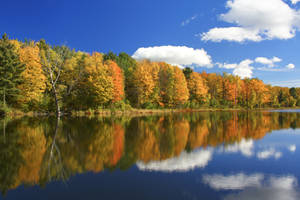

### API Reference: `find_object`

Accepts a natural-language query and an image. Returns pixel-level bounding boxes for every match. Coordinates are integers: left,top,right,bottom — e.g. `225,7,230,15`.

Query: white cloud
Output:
272,57,283,63
257,148,282,160
218,56,294,77
218,59,254,79
233,59,254,79
257,67,291,72
132,46,213,68
201,27,262,42
291,0,300,5
201,0,300,42
203,173,264,190
287,63,296,69
257,60,295,71
181,15,197,26
269,79,300,87
217,62,238,69
224,139,254,157
289,145,297,152
255,57,282,67
136,149,213,172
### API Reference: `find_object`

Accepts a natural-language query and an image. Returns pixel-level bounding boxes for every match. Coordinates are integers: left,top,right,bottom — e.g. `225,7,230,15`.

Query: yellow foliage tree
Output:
187,72,208,103
159,63,189,107
17,44,46,108
78,53,114,108
132,60,160,107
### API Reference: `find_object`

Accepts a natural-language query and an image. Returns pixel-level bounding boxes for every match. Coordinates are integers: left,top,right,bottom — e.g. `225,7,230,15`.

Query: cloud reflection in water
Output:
203,173,299,200
136,149,213,172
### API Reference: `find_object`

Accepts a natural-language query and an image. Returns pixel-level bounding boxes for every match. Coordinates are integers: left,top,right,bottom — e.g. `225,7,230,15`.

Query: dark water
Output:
0,111,300,200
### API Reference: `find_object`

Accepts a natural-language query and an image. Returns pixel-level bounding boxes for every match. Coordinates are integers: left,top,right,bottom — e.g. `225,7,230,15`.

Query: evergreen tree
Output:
183,67,193,80
289,87,298,99
103,51,118,62
0,34,25,107
115,52,137,101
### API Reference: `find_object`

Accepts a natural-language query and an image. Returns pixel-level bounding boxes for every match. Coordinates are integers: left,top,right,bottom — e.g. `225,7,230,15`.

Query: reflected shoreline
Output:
0,111,300,195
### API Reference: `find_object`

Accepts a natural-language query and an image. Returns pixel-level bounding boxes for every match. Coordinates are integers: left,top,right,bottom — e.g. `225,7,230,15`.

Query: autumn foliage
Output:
1,34,300,112
106,60,124,103
17,43,46,109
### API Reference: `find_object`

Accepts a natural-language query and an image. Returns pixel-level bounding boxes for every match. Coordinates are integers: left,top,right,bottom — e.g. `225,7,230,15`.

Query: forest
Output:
1,33,300,116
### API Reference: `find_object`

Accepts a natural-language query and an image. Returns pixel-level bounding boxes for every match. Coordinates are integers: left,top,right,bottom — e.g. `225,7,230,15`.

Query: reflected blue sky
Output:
1,114,300,200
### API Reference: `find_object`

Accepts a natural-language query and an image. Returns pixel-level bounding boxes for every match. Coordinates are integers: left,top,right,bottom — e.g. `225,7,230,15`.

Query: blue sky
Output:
1,0,300,87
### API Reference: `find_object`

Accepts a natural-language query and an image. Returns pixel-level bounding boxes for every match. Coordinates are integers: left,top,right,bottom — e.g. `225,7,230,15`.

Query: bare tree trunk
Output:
48,64,61,118
52,85,61,118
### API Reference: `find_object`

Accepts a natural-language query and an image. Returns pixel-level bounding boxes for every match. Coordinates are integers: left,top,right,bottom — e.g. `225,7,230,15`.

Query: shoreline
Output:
1,107,300,119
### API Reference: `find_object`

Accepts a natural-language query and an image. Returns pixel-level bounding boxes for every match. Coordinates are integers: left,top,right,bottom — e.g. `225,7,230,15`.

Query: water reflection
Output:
0,111,300,197
222,139,254,157
257,148,282,160
203,173,300,200
136,149,213,172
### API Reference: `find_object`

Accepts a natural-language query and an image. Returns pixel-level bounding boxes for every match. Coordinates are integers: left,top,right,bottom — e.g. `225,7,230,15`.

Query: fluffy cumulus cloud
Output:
255,57,282,67
202,27,262,42
218,59,254,79
217,56,295,78
203,173,300,200
233,59,254,79
132,46,212,68
136,149,213,172
201,0,300,42
257,148,282,160
254,57,296,71
287,63,296,69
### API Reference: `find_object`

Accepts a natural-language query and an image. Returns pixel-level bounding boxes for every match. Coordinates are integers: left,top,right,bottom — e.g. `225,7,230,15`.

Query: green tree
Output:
103,52,137,103
183,67,193,80
0,34,25,107
103,51,118,62
60,51,87,110
289,87,298,100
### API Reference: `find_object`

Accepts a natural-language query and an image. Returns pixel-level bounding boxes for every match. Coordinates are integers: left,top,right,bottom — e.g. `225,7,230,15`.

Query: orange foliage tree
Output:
105,60,124,103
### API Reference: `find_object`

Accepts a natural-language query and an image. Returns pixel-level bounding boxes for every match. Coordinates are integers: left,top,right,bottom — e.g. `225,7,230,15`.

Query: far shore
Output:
1,107,300,119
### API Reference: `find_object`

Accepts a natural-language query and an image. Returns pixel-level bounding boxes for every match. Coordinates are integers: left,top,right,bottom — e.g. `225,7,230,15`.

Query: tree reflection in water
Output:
0,111,300,194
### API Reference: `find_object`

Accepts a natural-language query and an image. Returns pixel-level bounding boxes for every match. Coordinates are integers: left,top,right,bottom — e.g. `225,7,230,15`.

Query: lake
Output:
0,110,300,200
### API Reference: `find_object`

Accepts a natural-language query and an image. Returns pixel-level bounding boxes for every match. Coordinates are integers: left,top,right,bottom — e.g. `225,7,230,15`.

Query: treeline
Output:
1,33,300,115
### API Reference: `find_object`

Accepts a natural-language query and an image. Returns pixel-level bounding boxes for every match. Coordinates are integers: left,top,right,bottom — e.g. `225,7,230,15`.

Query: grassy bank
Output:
2,106,300,119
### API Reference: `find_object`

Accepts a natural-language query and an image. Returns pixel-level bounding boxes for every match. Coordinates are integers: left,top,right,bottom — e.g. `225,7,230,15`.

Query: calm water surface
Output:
0,111,300,200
